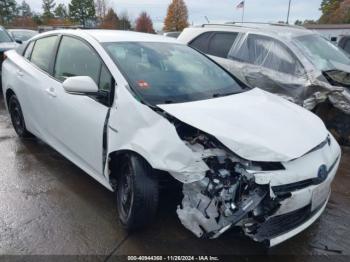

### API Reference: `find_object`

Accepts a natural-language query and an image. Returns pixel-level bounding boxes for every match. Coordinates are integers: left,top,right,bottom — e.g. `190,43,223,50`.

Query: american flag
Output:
236,1,245,9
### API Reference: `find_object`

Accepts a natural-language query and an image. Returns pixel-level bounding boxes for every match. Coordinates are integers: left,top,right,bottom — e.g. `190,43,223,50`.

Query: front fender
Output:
105,85,209,184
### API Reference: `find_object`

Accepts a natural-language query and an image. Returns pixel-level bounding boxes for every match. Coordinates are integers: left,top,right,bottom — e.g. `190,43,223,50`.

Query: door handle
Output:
16,70,24,77
45,87,57,97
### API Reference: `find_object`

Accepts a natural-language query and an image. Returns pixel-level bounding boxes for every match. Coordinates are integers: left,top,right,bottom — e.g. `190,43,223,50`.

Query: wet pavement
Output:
0,91,349,260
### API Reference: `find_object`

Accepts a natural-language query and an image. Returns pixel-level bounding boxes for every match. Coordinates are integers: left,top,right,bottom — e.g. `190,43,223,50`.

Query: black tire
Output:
8,94,32,138
116,154,159,230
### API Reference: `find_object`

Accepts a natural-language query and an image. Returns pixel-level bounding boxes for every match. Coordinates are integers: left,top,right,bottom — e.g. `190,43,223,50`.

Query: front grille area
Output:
272,156,339,196
253,202,323,242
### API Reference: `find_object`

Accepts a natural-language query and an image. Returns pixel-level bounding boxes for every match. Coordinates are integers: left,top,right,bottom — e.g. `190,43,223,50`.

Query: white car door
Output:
13,35,60,139
44,35,114,179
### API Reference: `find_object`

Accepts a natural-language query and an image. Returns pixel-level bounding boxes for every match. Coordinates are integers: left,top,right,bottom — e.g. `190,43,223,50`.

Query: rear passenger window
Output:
54,36,101,83
24,41,34,60
30,36,58,72
207,32,238,58
189,32,212,53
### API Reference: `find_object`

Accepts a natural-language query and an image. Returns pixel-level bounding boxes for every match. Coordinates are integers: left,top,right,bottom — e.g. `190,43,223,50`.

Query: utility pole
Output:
241,1,246,23
286,0,292,24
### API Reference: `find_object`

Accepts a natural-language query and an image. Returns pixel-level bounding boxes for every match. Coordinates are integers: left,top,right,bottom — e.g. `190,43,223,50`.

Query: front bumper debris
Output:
174,122,340,246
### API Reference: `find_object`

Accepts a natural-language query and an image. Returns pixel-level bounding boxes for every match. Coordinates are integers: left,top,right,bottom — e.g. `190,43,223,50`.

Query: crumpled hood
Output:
158,88,328,162
0,42,18,52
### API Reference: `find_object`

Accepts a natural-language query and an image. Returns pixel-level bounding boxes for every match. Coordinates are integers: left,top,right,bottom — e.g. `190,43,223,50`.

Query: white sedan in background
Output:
1,30,341,247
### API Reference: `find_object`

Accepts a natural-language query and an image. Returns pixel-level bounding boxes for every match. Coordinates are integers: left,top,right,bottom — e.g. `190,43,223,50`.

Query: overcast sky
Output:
25,0,322,30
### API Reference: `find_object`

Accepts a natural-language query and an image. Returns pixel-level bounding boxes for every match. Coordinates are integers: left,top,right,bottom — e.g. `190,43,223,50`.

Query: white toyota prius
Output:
1,30,341,247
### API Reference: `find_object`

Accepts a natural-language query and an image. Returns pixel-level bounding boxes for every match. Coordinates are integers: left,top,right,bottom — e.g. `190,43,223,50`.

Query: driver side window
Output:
54,36,114,105
54,36,101,83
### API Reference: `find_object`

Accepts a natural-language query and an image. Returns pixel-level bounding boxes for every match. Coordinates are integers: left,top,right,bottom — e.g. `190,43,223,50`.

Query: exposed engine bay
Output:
174,122,285,240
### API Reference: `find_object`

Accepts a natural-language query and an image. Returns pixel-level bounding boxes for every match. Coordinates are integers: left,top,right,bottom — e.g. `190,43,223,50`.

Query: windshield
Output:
11,31,37,41
0,28,13,43
103,42,245,104
293,34,350,72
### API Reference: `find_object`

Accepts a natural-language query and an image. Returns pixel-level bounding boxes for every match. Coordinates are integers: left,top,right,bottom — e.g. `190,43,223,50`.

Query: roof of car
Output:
36,29,180,44
304,24,350,30
8,29,38,32
188,23,314,39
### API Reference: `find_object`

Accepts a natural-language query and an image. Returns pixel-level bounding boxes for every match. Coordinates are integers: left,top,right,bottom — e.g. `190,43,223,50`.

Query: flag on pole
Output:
236,1,245,9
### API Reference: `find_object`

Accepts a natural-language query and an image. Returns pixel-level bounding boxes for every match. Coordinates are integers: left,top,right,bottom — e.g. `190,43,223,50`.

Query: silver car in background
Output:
0,26,18,87
8,29,38,44
178,23,350,145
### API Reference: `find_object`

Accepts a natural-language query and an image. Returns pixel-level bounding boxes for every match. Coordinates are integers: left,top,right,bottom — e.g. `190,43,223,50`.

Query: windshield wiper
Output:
212,92,239,98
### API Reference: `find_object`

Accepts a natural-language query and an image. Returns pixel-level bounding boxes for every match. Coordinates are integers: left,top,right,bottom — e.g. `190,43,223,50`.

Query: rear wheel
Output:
8,95,32,138
116,154,159,230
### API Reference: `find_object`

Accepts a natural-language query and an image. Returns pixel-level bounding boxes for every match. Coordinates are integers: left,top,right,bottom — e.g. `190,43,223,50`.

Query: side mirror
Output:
63,76,99,95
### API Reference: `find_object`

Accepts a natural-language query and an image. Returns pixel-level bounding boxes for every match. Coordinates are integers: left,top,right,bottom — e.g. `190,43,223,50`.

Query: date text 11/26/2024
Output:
127,256,220,261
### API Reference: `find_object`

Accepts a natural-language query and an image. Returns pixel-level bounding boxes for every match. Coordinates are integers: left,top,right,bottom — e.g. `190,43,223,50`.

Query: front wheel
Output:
116,154,159,230
8,95,32,138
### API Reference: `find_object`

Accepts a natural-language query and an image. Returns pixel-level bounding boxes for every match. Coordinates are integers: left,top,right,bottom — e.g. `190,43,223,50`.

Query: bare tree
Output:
95,0,108,18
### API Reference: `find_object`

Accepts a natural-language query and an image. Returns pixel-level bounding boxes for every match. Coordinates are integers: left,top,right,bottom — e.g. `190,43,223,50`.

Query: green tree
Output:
118,11,132,30
0,0,17,24
294,19,303,25
320,0,341,14
319,0,342,23
69,0,96,27
304,19,317,24
32,13,43,25
42,0,56,19
163,0,189,32
54,3,67,18
294,19,317,26
18,0,32,17
100,7,119,29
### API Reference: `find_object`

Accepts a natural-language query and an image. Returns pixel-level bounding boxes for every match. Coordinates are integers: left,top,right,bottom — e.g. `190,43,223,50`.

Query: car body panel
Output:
0,42,18,51
268,194,329,247
5,50,55,138
106,84,209,184
159,88,327,162
45,77,109,178
0,27,18,83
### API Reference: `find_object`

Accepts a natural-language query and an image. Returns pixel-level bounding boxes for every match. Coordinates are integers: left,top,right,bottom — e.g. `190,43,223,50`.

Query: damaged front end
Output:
174,122,284,241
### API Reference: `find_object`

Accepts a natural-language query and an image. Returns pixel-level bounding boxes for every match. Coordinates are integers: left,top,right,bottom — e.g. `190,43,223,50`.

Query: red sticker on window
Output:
137,80,150,89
